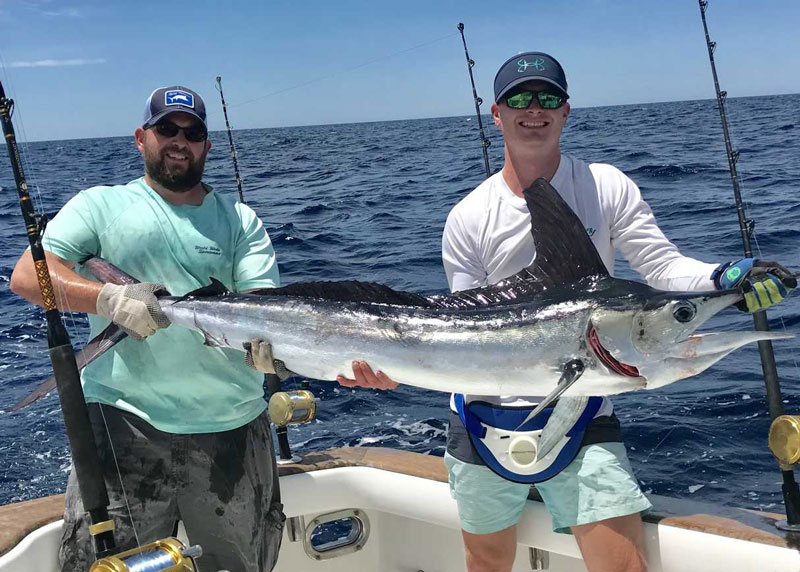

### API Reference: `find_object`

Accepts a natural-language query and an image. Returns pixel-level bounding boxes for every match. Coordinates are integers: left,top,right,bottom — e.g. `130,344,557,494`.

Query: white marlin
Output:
14,179,793,418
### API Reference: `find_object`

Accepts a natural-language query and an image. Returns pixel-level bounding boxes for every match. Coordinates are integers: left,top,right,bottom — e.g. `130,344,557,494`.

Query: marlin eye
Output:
673,301,697,323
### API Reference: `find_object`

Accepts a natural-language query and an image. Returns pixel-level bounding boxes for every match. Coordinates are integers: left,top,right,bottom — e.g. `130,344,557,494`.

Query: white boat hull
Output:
1,449,797,571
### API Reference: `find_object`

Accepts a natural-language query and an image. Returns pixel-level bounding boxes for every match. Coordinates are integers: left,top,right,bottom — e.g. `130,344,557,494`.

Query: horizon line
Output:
8,91,798,144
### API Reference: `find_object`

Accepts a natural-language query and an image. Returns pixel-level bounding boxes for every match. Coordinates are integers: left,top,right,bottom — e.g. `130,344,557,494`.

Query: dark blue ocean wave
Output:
250,167,308,179
627,164,698,178
294,203,335,215
1,94,799,513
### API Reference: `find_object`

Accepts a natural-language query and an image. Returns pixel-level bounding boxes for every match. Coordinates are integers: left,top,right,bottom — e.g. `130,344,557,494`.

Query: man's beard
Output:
144,145,207,193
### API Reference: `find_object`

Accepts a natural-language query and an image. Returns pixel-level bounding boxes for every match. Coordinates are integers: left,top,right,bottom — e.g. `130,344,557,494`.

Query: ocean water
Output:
1,94,799,516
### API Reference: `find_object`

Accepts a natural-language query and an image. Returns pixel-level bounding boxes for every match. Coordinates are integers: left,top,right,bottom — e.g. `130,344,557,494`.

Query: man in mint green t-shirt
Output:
11,85,284,571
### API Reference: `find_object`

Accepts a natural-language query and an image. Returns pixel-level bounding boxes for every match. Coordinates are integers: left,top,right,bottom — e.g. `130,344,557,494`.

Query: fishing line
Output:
214,76,301,462
457,22,491,178
214,77,244,204
0,55,84,342
224,31,458,110
641,396,694,465
0,69,87,348
726,131,800,378
0,55,146,556
98,403,143,550
699,0,800,528
2,72,121,560
697,58,800,378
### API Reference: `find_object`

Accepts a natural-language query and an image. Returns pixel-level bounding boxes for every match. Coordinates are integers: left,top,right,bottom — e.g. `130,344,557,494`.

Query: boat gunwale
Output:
1,447,797,557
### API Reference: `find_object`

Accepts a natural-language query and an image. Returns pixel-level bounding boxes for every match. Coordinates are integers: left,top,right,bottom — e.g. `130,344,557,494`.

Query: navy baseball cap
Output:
493,52,569,102
142,86,207,129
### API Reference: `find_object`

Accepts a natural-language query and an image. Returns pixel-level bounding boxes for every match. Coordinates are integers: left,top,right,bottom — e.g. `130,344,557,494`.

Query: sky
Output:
0,0,798,142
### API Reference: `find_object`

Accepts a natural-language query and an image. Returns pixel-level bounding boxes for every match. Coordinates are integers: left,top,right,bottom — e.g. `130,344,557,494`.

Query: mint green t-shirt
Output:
42,178,280,433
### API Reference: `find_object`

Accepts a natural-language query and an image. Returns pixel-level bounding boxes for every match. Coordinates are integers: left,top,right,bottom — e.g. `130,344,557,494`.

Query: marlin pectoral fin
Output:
10,323,128,411
537,396,589,460
510,360,586,460
514,359,585,432
200,330,225,348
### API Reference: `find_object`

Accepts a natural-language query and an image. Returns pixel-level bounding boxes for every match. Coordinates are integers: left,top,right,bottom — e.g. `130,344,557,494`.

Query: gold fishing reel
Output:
90,537,201,571
768,415,800,470
268,389,317,427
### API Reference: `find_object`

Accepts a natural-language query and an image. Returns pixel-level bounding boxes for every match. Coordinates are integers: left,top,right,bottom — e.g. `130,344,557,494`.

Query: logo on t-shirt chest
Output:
195,245,222,256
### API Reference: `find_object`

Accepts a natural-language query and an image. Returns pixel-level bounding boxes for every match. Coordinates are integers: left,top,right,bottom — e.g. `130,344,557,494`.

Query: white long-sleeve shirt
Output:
442,154,719,408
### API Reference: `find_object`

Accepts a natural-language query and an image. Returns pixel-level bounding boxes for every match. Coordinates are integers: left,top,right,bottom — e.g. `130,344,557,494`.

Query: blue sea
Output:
1,94,799,516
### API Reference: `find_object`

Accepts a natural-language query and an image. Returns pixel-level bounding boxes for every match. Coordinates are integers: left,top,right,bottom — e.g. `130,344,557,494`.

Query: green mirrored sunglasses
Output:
505,90,566,110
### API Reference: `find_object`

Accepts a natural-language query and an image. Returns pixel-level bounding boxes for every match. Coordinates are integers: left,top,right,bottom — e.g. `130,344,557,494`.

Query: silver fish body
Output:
159,274,790,397
162,292,592,395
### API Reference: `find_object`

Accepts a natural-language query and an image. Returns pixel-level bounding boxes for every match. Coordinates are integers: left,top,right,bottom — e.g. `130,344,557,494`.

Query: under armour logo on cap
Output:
494,52,569,102
517,58,546,73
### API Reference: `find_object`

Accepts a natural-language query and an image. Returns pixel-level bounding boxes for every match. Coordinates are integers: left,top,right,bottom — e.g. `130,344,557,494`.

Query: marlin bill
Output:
13,178,793,411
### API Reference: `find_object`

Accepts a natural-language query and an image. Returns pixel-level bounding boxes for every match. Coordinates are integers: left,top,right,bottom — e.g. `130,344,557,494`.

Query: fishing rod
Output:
0,80,117,561
215,75,312,463
1,81,202,570
457,23,491,179
215,76,244,203
698,0,800,531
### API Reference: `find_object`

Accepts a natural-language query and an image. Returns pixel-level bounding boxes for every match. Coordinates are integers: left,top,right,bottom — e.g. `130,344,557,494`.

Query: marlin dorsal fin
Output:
431,179,612,310
184,277,231,299
518,178,609,288
248,280,435,307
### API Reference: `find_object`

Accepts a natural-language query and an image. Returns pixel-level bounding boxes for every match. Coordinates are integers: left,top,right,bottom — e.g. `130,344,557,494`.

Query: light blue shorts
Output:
444,442,652,534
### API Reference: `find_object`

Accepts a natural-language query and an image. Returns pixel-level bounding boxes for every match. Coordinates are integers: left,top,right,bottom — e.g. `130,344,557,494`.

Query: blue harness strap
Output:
454,392,486,437
453,393,603,484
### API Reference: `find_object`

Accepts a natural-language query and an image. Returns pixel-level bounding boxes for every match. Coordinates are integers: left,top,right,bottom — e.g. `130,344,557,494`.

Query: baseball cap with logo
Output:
493,52,569,103
142,86,207,129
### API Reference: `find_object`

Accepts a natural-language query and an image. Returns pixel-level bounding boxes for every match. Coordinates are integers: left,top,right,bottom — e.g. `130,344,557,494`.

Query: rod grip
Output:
49,344,110,511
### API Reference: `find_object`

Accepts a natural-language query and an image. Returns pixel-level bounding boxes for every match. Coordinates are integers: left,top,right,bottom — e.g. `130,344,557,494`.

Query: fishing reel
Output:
268,389,318,427
90,537,201,571
769,415,800,470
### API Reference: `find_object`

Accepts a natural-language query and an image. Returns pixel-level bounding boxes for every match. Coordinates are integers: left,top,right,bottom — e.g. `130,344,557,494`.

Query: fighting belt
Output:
453,393,604,484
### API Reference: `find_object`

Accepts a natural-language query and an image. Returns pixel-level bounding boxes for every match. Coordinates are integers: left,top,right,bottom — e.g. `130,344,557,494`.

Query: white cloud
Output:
40,7,82,17
16,1,83,18
9,58,106,68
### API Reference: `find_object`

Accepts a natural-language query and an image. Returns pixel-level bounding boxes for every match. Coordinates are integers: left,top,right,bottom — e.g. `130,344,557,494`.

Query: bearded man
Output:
10,86,285,571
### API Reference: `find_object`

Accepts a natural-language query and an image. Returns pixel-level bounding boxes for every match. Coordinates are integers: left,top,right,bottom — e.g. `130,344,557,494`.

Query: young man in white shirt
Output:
340,52,793,572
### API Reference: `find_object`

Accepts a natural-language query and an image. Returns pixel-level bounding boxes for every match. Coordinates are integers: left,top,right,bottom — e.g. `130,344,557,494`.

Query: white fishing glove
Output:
96,282,171,341
244,338,294,379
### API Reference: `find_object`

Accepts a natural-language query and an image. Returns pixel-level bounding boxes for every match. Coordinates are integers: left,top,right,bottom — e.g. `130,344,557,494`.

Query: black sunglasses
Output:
505,90,566,110
150,120,208,143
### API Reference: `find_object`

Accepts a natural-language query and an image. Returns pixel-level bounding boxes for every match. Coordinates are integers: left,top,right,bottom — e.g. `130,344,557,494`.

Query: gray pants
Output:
58,404,285,572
